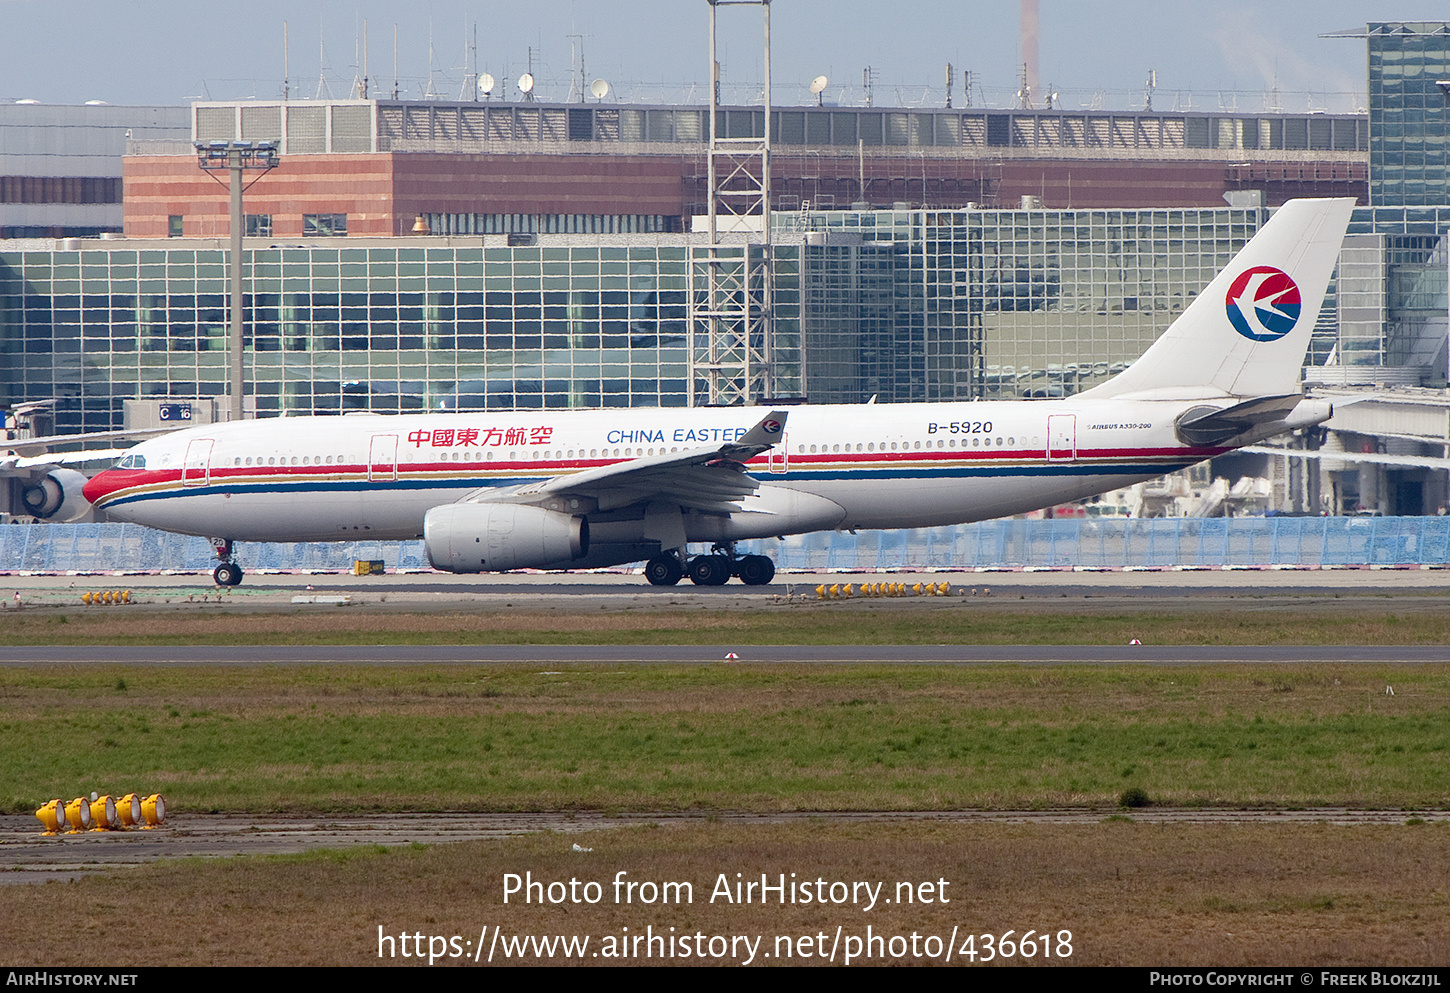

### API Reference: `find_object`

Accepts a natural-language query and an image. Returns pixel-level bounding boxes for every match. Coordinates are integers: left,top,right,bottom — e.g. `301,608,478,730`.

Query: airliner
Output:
77,198,1354,587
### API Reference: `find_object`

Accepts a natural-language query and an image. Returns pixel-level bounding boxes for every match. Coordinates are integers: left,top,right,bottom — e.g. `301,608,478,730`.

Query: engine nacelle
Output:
424,503,589,573
20,468,91,522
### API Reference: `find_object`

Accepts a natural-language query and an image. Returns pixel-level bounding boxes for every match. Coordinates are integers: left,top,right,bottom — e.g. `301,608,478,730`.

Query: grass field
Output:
3,663,1447,814
0,602,1448,645
5,820,1448,966
5,595,1447,967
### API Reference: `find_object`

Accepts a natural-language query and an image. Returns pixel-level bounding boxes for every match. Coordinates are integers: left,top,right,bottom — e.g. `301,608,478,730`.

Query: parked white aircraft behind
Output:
81,198,1355,586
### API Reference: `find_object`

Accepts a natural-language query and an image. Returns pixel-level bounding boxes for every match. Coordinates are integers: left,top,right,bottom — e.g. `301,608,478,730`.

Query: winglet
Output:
723,410,788,459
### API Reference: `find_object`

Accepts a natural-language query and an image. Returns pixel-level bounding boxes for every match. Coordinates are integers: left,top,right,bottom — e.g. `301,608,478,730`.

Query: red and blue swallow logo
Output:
1225,266,1301,342
761,419,782,434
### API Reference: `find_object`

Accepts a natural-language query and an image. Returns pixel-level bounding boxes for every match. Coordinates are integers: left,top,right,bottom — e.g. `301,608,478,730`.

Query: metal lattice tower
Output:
688,0,774,407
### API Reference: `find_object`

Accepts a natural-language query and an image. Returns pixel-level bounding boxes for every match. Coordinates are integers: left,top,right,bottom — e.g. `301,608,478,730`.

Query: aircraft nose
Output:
82,470,121,505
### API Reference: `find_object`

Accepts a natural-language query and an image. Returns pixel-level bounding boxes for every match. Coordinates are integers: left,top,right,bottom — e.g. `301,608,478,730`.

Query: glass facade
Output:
1368,22,1450,207
0,210,1263,430
1336,206,1450,383
790,207,1260,401
3,205,1446,435
0,241,770,433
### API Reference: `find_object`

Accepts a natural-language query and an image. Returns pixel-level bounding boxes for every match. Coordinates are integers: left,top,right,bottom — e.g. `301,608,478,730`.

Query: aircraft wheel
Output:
213,562,243,587
737,554,776,586
644,555,683,587
688,554,732,586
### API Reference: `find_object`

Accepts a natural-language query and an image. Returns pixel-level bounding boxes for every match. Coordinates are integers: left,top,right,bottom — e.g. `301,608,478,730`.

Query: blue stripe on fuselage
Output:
97,461,1193,511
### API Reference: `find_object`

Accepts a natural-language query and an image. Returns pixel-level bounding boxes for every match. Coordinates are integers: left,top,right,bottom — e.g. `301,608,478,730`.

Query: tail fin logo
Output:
1225,266,1301,342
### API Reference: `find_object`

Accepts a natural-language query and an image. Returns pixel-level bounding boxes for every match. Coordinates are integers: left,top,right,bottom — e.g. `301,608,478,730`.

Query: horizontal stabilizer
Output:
1175,395,1303,445
1176,395,1332,447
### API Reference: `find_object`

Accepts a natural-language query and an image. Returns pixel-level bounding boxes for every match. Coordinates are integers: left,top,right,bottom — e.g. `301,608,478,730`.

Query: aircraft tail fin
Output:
1078,197,1355,401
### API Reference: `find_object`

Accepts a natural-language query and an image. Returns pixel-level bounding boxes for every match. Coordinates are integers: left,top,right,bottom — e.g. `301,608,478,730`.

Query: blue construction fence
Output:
2,516,1449,573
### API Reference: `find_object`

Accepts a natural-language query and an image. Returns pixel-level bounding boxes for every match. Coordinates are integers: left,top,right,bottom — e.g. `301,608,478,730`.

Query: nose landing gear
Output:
211,539,244,586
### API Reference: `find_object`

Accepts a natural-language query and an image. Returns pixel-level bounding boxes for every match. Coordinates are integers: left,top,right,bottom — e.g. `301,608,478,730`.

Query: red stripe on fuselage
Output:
84,444,1223,507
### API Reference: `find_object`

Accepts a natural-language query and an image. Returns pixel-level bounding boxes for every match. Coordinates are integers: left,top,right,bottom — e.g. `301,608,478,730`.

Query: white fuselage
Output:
84,398,1220,566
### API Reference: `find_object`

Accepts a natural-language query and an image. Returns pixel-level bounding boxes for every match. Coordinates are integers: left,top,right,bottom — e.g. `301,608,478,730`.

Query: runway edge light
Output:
89,794,118,831
64,797,92,833
141,793,167,828
35,799,64,834
118,793,142,828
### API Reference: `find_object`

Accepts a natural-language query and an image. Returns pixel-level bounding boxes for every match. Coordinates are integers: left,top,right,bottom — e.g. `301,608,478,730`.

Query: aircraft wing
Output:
0,426,178,459
0,448,130,478
469,410,789,514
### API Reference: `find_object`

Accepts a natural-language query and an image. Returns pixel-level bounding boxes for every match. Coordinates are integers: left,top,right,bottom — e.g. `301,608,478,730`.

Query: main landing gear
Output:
644,545,776,587
211,539,244,587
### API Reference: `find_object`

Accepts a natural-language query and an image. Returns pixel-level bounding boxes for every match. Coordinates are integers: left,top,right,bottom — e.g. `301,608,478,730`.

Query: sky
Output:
0,2,1413,112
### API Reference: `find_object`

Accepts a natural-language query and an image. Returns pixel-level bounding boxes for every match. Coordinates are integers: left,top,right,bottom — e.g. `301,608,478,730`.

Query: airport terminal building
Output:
0,205,1268,425
0,22,1447,517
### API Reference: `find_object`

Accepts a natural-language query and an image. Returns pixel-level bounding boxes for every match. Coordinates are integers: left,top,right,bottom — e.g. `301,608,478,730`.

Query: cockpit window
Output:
116,453,146,470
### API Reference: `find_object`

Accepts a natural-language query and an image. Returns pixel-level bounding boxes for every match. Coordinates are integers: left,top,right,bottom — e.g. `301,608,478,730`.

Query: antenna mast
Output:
315,20,332,101
569,33,586,103
689,0,776,407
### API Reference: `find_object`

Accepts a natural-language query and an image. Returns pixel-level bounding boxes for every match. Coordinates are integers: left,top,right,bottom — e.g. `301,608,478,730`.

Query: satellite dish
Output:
810,75,829,106
517,72,534,94
590,78,610,100
478,72,495,96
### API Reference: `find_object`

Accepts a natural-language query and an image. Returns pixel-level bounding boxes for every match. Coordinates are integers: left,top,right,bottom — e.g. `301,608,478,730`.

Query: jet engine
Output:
20,468,91,522
424,503,588,573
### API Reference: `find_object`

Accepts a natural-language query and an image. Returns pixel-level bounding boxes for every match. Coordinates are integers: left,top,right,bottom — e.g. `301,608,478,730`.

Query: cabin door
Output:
369,434,398,482
181,439,214,487
768,433,789,474
1046,415,1076,462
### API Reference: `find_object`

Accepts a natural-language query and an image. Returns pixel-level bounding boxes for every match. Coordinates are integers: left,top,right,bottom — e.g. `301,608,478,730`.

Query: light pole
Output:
195,140,279,421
